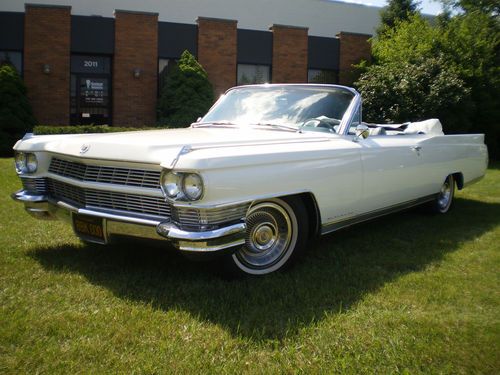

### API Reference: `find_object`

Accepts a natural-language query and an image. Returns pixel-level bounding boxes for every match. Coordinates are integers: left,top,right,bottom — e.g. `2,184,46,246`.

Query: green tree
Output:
377,0,420,35
0,63,36,156
356,12,500,158
441,0,499,16
157,50,214,127
373,15,440,64
357,57,472,129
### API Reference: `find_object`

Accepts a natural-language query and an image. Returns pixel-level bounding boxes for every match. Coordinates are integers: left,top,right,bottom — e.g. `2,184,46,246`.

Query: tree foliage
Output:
0,63,36,156
357,57,472,129
157,50,214,127
377,0,420,35
356,11,500,158
441,0,499,16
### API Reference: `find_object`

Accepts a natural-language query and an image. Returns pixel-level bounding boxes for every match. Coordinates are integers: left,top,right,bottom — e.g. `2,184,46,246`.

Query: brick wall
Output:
197,17,237,97
270,25,308,83
337,32,371,85
113,10,158,126
24,4,71,124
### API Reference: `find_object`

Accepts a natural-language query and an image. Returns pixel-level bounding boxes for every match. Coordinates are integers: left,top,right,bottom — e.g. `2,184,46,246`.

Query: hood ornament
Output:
80,144,90,154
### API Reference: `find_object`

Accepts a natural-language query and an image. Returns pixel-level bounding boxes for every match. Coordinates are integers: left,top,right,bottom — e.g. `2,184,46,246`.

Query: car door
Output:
356,134,429,213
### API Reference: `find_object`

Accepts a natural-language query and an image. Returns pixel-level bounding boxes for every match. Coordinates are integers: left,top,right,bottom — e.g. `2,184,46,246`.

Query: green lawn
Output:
1,158,499,374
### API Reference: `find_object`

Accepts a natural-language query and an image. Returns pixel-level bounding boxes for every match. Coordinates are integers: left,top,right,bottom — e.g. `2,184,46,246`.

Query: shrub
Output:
33,125,158,135
0,64,36,156
157,50,214,128
357,12,499,158
356,57,473,132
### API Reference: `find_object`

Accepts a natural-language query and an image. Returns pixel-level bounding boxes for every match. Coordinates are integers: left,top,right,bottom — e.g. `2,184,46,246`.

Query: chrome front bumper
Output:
11,190,246,253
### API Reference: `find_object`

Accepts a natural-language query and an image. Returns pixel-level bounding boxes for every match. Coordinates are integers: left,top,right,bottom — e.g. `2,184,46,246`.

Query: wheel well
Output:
452,172,464,190
293,193,321,238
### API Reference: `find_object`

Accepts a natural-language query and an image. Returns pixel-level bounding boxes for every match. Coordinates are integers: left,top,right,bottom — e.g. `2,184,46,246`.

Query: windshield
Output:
197,85,355,133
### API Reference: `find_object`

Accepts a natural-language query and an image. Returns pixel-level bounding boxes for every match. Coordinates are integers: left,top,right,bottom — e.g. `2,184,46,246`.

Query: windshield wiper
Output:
192,121,238,128
251,123,298,132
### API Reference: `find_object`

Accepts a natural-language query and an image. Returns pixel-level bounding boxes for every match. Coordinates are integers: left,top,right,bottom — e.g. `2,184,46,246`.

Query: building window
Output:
158,58,178,94
237,64,270,85
308,69,338,84
0,51,22,73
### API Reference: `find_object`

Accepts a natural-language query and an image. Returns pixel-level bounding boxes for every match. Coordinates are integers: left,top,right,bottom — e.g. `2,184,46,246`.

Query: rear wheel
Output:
429,175,455,213
223,197,308,276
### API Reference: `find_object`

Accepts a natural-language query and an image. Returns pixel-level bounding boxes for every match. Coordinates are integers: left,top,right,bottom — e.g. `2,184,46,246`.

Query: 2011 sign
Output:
71,56,110,74
84,60,99,68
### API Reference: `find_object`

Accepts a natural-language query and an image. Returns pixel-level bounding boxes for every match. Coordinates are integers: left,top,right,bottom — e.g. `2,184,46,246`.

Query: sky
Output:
336,0,443,15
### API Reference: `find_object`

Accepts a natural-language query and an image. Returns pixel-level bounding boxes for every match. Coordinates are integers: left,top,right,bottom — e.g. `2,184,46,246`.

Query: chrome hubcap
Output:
437,177,452,210
236,202,293,269
251,223,277,251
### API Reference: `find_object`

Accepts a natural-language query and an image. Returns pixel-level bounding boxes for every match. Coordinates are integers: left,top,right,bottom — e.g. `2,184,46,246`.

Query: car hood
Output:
15,127,337,165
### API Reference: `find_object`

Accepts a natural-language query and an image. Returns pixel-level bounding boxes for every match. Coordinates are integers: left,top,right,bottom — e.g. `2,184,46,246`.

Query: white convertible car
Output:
12,84,488,275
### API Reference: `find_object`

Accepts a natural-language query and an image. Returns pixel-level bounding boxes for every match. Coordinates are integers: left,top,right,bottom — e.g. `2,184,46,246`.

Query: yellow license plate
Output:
73,214,105,243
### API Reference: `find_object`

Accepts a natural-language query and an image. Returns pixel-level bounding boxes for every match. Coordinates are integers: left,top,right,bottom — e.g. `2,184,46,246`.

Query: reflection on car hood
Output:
15,127,338,165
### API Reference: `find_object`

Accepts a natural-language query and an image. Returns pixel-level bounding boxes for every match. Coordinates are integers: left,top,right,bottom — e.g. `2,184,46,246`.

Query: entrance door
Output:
71,75,111,125
70,55,112,125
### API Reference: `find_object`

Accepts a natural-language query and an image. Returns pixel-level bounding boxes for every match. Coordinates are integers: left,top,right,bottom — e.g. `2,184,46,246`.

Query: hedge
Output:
33,125,159,135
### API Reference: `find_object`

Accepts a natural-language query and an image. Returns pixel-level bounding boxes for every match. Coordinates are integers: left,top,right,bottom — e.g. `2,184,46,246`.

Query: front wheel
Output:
428,175,455,214
223,197,309,276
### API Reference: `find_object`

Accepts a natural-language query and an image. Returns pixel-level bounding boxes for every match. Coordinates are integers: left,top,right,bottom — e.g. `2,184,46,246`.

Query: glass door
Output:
70,55,112,125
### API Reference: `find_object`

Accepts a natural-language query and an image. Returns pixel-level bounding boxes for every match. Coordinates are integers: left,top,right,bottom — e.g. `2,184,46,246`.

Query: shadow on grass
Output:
29,198,500,341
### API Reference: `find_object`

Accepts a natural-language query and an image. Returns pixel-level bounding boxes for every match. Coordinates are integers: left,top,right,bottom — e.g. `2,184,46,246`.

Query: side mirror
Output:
354,124,369,141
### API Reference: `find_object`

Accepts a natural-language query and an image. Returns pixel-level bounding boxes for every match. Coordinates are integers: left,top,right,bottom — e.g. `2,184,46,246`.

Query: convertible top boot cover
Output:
404,119,444,136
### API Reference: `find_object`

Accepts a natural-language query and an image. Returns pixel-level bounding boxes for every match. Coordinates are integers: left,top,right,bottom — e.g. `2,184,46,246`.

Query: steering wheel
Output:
301,117,341,133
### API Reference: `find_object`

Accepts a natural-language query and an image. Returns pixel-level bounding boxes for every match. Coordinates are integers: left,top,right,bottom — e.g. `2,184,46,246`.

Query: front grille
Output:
46,179,170,219
49,158,161,189
21,177,48,194
20,175,249,231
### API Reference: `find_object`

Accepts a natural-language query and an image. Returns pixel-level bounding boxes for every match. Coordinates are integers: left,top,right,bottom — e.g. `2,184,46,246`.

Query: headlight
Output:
15,152,38,174
15,152,27,173
182,173,204,200
26,153,38,173
160,170,204,201
161,171,181,198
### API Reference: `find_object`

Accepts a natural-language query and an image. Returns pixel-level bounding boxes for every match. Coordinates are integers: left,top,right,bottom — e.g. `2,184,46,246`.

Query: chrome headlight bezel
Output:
26,153,38,173
182,173,204,201
160,170,204,202
15,152,27,173
15,152,38,174
160,171,182,199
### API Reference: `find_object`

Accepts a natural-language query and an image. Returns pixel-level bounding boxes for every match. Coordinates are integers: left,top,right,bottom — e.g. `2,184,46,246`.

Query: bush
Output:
33,125,158,135
157,50,214,128
356,57,473,132
356,12,500,158
0,64,36,156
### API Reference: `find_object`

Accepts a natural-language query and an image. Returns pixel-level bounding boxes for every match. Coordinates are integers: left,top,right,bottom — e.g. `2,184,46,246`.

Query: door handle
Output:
411,146,422,152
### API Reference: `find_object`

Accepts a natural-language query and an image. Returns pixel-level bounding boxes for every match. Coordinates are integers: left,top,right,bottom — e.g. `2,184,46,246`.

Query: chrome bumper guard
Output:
11,189,246,253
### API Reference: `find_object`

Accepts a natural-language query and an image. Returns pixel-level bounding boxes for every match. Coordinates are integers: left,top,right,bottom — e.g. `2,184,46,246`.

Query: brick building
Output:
0,0,378,126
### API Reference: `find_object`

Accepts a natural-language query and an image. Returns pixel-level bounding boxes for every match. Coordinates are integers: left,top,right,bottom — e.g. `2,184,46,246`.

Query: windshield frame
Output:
195,84,362,136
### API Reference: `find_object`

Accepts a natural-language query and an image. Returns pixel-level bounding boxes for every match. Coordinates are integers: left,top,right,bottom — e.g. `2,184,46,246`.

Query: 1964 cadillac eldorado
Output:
12,84,488,275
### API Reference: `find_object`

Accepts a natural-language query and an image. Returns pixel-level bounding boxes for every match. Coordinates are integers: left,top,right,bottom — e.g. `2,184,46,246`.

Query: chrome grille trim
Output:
46,178,170,219
171,203,250,230
18,176,250,231
49,158,161,189
21,177,47,194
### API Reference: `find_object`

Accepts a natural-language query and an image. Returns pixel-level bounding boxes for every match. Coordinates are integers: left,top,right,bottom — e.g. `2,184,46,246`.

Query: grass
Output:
0,158,499,374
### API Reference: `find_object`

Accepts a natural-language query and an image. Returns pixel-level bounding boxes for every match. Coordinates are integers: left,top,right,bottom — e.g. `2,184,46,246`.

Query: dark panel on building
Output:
308,36,340,70
237,29,272,65
0,12,24,50
158,22,197,58
71,55,111,74
71,15,114,54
